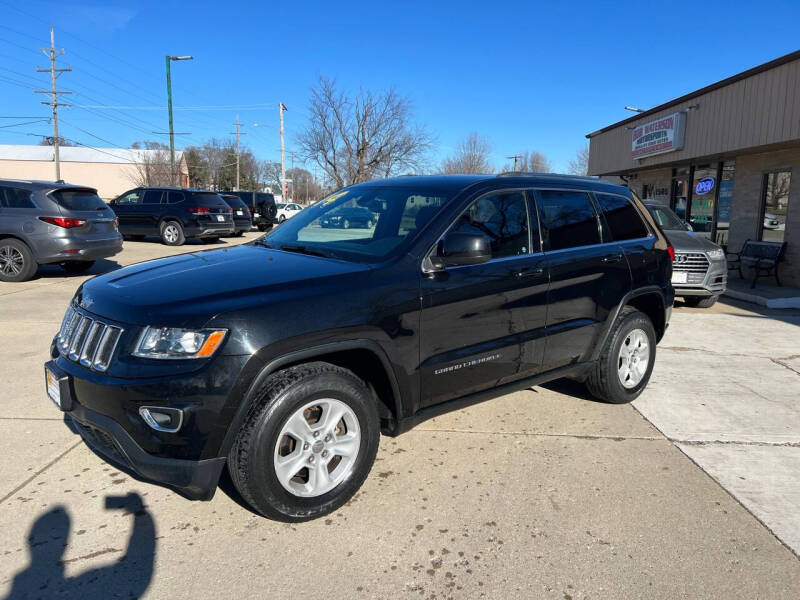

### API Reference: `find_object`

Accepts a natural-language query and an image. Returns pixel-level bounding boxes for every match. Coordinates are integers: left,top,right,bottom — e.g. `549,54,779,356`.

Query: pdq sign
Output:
695,177,715,195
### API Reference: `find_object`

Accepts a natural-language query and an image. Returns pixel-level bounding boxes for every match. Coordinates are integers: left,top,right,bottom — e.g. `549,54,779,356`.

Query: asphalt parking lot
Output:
1,233,799,599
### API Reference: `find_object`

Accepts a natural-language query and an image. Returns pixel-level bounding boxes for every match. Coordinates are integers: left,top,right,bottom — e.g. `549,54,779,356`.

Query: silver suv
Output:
643,200,727,307
0,180,123,282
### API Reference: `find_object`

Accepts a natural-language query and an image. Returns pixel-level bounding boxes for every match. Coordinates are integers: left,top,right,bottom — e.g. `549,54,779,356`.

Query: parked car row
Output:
0,177,301,282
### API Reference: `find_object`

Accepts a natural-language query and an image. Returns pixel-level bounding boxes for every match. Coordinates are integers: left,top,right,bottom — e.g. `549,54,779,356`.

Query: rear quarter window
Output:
49,189,106,211
595,193,650,241
0,186,35,209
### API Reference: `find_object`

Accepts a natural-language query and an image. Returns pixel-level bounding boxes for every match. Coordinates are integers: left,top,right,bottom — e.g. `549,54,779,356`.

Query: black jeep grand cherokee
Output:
45,174,674,521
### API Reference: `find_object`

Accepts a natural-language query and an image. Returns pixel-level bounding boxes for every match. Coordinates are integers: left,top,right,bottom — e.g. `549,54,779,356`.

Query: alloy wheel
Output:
164,225,179,243
273,398,361,498
617,328,649,389
0,245,24,276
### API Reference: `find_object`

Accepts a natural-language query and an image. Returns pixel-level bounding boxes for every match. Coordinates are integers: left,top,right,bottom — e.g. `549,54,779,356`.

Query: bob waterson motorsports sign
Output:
631,112,686,159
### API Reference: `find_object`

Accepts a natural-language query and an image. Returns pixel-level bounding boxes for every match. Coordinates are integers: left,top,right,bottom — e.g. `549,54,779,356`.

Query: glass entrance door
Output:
689,165,718,239
670,167,689,220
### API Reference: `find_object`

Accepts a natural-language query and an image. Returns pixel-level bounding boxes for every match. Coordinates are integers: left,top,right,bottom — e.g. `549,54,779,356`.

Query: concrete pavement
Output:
1,235,799,599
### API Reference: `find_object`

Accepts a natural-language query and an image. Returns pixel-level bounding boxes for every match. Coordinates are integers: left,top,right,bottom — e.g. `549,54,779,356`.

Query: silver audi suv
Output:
0,179,123,282
643,200,727,307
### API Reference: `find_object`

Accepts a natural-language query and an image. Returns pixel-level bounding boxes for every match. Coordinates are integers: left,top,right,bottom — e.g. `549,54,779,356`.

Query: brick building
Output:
586,50,800,286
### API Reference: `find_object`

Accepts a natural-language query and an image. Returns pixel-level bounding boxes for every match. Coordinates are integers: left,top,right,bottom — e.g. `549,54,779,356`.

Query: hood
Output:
660,229,721,253
76,244,372,327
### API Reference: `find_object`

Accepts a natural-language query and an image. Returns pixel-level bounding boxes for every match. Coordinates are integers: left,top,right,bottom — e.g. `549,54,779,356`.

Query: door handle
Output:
602,254,624,263
514,267,545,278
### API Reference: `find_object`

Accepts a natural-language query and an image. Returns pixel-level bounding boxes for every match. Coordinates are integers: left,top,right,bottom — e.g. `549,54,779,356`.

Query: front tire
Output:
257,223,269,232
586,307,656,404
684,295,718,308
0,239,37,282
160,220,185,246
278,215,286,223
228,362,380,521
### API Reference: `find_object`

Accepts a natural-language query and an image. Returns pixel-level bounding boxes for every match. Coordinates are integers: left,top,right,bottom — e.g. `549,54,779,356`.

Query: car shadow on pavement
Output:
35,258,122,280
538,377,597,402
4,493,156,600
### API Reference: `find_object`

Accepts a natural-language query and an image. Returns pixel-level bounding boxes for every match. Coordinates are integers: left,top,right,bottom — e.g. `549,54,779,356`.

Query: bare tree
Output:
568,143,589,175
298,77,434,187
440,133,494,174
501,150,551,173
128,147,172,187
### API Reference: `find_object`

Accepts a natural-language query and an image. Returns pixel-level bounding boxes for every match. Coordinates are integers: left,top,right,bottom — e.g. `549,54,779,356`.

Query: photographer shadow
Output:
5,492,155,600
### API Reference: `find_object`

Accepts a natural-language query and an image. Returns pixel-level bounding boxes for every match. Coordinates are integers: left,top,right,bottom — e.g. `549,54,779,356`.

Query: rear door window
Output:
141,190,163,205
0,186,35,209
537,190,600,250
595,193,650,241
50,189,106,210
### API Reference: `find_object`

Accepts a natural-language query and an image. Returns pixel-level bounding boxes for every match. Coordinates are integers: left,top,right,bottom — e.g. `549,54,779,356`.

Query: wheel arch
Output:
591,286,667,361
219,340,404,457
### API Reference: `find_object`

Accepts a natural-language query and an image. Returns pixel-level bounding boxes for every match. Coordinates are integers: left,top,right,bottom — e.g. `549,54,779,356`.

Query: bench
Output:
727,239,787,288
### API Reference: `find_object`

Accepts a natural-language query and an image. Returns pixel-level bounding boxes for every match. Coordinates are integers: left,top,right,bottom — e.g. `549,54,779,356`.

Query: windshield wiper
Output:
252,238,272,248
279,244,331,258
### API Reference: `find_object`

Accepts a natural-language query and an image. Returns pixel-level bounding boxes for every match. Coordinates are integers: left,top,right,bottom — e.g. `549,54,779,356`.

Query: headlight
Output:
706,248,725,260
133,327,227,360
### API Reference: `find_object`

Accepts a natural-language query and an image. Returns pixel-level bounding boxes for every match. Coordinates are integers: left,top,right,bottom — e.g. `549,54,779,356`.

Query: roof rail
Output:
496,171,599,180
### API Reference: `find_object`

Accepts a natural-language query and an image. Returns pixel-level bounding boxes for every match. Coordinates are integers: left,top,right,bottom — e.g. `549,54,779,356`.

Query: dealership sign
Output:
631,111,686,159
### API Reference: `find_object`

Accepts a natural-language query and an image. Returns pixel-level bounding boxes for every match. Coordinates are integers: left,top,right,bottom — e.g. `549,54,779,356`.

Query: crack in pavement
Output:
414,427,663,441
662,345,800,368
0,441,82,506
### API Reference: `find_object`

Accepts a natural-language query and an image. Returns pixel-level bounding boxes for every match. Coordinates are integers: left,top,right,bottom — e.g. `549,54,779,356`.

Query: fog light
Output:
139,406,183,433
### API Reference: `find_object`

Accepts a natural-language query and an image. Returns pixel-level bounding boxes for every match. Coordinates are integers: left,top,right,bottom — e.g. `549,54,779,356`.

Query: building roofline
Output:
586,49,800,138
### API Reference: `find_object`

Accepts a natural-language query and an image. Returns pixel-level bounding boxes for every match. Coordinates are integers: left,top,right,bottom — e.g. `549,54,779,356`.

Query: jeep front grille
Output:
57,305,123,372
672,252,709,284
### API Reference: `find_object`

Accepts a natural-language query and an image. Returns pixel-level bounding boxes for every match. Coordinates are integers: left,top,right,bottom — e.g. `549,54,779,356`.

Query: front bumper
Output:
68,400,226,500
673,257,727,297
44,341,250,499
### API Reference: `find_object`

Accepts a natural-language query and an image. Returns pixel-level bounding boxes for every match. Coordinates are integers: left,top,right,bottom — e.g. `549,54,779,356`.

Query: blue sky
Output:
1,0,798,173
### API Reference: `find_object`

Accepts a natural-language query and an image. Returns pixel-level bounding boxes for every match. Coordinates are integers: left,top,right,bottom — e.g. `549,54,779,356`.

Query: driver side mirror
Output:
430,231,491,269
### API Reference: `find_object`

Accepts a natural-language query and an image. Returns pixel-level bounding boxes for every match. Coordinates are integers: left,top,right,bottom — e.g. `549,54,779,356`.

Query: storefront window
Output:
715,161,735,246
761,170,791,243
689,164,717,237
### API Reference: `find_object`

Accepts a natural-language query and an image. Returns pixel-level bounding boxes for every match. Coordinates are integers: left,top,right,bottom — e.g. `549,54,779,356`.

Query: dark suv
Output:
226,191,277,231
219,194,253,236
45,174,673,521
0,179,122,282
109,187,234,245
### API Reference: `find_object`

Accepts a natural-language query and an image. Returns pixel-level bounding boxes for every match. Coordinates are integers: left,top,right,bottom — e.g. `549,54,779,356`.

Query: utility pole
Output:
230,114,245,190
165,55,193,186
506,154,522,172
279,102,287,199
35,27,71,181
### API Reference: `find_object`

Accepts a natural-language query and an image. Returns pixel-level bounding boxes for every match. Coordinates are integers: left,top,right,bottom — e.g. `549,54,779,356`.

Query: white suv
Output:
276,202,303,223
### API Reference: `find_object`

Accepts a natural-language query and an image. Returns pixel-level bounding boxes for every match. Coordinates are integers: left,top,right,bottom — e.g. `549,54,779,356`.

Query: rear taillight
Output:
188,207,210,214
667,245,675,262
228,207,233,214
39,216,86,228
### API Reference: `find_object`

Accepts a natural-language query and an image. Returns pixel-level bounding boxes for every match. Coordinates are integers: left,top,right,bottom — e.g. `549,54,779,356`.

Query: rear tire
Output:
586,307,656,404
160,220,185,246
59,260,95,274
0,239,37,282
279,215,286,223
257,223,269,232
684,295,718,308
228,362,380,522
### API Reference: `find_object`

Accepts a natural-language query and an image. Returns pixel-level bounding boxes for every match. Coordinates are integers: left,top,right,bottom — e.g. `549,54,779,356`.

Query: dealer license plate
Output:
216,214,225,222
671,271,688,284
45,367,60,408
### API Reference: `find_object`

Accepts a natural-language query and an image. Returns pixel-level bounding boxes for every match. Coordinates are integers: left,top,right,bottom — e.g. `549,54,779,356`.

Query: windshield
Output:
262,186,452,263
50,189,106,211
648,204,686,231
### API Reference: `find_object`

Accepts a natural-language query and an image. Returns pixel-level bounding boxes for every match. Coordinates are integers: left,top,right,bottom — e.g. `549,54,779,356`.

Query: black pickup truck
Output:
45,174,673,521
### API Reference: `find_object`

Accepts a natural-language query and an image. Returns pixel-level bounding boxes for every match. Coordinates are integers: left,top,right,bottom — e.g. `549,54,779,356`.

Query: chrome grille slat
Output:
56,304,124,371
673,252,710,274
